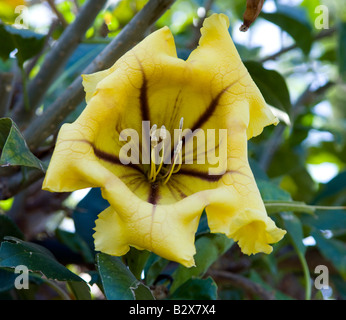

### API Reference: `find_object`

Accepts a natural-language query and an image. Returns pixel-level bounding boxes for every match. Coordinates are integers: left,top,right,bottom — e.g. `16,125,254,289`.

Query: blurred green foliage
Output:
0,0,345,300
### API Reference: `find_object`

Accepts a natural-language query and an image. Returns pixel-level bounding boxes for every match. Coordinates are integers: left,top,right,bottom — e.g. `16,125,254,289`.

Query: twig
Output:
24,0,176,151
208,270,276,300
24,19,59,77
0,72,15,117
0,168,44,200
260,27,336,63
46,0,69,29
12,0,108,126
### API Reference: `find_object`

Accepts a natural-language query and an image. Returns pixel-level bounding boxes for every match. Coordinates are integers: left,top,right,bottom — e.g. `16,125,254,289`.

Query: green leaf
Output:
244,61,292,115
338,22,346,81
72,188,109,252
0,23,46,66
143,254,169,286
249,270,293,300
0,215,24,242
261,5,313,55
96,253,154,300
301,209,346,231
124,247,151,280
0,237,84,282
170,234,233,292
169,277,218,300
257,179,291,201
67,281,91,300
0,268,17,292
312,171,346,204
55,229,94,264
0,117,46,171
281,212,306,255
312,230,346,279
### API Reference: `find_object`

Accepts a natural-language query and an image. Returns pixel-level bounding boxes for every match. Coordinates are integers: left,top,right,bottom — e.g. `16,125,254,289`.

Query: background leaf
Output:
97,253,154,300
244,61,292,115
170,234,233,293
0,117,46,171
261,5,313,55
0,237,84,282
0,23,46,66
169,277,218,300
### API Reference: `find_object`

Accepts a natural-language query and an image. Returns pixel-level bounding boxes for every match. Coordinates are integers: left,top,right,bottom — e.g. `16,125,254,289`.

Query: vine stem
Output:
296,248,311,300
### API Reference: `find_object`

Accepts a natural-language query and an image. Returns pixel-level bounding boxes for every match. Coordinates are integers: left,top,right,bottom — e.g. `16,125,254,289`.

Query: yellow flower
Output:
43,14,286,267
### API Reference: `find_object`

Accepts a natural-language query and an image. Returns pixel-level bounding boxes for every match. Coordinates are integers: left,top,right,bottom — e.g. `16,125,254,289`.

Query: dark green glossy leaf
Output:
244,61,292,114
55,229,94,264
97,253,154,300
0,237,83,282
170,234,233,292
0,268,17,292
169,277,218,300
281,212,306,255
0,215,24,242
0,23,46,66
257,179,291,201
301,209,346,231
143,254,169,286
67,280,91,300
312,171,346,204
124,247,150,280
312,230,346,279
0,117,46,171
72,188,109,252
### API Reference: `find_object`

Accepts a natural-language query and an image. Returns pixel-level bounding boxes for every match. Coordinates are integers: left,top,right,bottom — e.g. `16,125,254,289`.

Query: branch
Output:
24,0,176,151
46,0,69,29
12,0,108,126
208,270,276,300
260,27,336,63
0,168,45,200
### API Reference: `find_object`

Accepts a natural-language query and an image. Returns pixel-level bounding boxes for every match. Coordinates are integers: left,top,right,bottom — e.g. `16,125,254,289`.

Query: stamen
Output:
161,118,184,184
148,124,166,182
148,124,158,182
154,126,166,177
148,118,184,184
163,140,182,185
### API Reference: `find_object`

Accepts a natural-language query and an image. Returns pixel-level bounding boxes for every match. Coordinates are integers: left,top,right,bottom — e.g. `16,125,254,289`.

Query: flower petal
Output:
187,13,279,139
93,197,203,268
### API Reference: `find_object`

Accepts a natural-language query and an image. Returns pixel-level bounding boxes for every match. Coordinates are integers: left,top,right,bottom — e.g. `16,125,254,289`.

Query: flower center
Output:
147,118,184,184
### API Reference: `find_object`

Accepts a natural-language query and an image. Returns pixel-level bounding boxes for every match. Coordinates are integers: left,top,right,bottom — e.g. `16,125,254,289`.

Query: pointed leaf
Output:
169,277,218,300
0,237,84,282
0,117,46,171
0,23,46,66
97,253,154,300
312,230,346,279
170,234,233,292
244,61,292,115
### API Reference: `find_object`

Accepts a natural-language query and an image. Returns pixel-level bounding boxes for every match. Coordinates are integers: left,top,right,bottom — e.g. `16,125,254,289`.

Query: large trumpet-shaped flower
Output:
43,14,286,267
